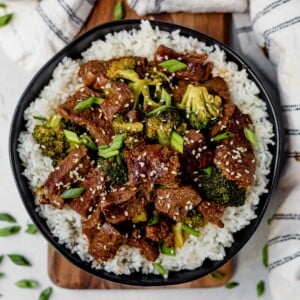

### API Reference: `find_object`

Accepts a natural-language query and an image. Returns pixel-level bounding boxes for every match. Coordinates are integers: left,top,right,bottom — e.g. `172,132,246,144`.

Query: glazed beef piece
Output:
154,186,202,222
154,44,212,82
124,144,180,187
82,204,103,240
145,218,175,247
134,56,148,77
58,87,113,145
197,201,224,228
203,76,230,102
100,81,134,121
78,60,110,90
214,135,256,188
37,146,92,209
68,168,106,217
100,183,153,224
128,237,159,261
88,222,126,262
182,130,214,179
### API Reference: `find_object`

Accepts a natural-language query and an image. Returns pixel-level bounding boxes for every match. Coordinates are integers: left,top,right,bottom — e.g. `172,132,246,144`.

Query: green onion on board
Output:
0,13,13,27
25,224,38,235
181,223,200,237
225,281,239,289
15,279,39,288
262,244,268,268
0,226,21,237
39,286,53,300
114,1,124,20
152,262,168,277
0,272,5,278
0,255,3,264
0,3,7,8
257,280,265,297
159,59,187,72
60,187,85,199
0,213,16,223
8,254,31,266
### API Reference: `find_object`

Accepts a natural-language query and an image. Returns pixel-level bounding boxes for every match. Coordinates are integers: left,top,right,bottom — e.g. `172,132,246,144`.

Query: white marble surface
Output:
0,46,276,300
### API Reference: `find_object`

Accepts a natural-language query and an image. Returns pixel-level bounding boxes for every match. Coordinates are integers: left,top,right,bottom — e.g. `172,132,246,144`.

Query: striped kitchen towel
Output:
127,0,248,15
0,0,95,71
233,1,300,300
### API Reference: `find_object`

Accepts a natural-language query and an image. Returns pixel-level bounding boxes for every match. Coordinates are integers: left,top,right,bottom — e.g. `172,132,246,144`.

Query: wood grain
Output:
48,0,232,289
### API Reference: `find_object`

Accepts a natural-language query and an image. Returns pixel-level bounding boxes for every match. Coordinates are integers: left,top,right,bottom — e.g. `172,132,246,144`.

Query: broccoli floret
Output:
98,156,128,189
145,108,182,146
201,166,246,207
179,85,222,129
107,68,161,111
32,116,68,165
112,115,144,134
106,57,136,78
184,209,205,228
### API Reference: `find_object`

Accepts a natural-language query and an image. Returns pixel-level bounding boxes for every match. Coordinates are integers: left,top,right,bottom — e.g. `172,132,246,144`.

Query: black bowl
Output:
9,19,284,286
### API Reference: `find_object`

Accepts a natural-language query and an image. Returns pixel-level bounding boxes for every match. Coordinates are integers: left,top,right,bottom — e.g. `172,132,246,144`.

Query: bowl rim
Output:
9,19,284,286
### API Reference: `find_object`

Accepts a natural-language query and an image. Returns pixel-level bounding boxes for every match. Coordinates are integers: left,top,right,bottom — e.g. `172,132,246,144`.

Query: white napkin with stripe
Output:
0,0,94,71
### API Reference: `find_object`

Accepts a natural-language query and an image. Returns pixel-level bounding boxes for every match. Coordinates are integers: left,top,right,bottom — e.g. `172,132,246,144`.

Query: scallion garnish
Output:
161,243,176,256
80,134,97,151
60,187,85,199
257,280,265,297
262,244,268,268
63,129,80,145
160,88,171,106
225,281,239,289
33,116,47,121
181,223,200,237
39,286,53,300
48,115,62,128
8,254,31,266
211,131,233,142
170,131,184,153
98,134,126,158
114,1,123,20
153,262,168,277
0,13,13,27
74,96,104,111
148,213,160,226
209,271,225,280
0,4,7,8
15,279,39,288
244,127,259,147
0,272,5,278
0,213,16,223
0,226,21,237
159,59,187,72
202,166,212,178
25,224,38,235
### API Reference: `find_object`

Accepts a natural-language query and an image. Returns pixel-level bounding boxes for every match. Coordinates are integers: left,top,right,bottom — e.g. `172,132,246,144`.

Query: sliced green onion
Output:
39,286,53,300
60,187,85,199
8,254,31,266
63,129,80,145
80,134,97,151
0,255,3,264
114,1,123,20
33,116,47,121
153,263,168,277
15,279,39,288
160,88,171,106
98,134,126,158
170,131,184,154
209,271,225,280
161,243,176,256
159,59,187,72
0,226,21,237
202,166,212,178
110,133,126,151
0,13,13,27
244,127,259,147
0,4,7,8
48,115,62,128
181,223,200,237
0,272,5,278
148,214,160,226
262,244,268,268
257,280,265,297
25,224,38,235
98,149,119,159
0,213,16,223
225,281,239,289
146,105,169,117
74,97,104,111
211,131,233,142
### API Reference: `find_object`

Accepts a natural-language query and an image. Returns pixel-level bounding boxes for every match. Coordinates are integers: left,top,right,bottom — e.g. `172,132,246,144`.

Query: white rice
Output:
18,20,274,275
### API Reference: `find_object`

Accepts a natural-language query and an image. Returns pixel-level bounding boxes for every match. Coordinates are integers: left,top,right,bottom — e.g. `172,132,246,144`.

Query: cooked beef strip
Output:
171,80,189,104
58,87,113,145
68,168,106,217
128,237,159,261
154,44,212,82
154,186,202,222
100,81,134,121
124,144,180,187
203,76,230,102
100,183,153,224
88,222,126,262
82,204,103,240
37,145,92,209
197,201,224,228
145,218,175,247
214,135,256,187
182,130,214,179
78,60,110,90
134,56,148,78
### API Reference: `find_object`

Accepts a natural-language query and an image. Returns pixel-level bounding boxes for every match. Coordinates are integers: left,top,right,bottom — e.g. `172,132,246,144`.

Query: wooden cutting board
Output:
48,0,232,289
